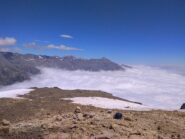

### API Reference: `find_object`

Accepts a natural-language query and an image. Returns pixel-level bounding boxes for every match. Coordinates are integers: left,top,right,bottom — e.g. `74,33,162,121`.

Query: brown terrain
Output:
0,87,185,139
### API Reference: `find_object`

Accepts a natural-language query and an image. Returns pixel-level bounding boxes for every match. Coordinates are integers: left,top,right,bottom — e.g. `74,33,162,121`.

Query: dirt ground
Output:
0,87,185,139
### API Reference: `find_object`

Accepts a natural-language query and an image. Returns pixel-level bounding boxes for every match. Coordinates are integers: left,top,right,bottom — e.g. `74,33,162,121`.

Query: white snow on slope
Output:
0,89,34,98
64,97,152,111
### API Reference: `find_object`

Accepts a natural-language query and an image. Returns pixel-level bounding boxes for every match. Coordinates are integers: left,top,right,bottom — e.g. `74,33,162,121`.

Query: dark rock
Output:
113,112,123,119
180,103,185,109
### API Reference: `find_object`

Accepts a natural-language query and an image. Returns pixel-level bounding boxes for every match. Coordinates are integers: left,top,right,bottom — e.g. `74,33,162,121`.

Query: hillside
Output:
0,88,184,139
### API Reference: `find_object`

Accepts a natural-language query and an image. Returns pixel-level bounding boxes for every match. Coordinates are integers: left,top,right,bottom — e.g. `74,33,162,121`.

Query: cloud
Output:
24,41,82,51
24,42,46,51
60,34,73,39
0,37,17,46
35,40,50,43
47,44,82,51
0,66,185,109
24,42,38,49
0,47,21,52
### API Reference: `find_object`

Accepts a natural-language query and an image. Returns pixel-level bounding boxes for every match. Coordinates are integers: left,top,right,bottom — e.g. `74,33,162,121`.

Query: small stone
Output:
0,126,10,134
47,112,51,115
74,106,81,113
94,116,102,121
73,121,77,124
107,110,112,114
83,113,89,118
95,137,110,139
70,125,78,129
40,108,45,112
80,127,86,131
124,117,132,121
90,121,95,125
113,112,123,120
89,114,94,118
1,119,10,126
83,112,95,118
109,124,114,129
76,113,84,120
41,124,47,129
55,115,62,121
134,132,141,135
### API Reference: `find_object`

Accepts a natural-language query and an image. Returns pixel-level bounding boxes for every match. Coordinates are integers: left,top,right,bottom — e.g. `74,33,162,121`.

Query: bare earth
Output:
0,87,185,139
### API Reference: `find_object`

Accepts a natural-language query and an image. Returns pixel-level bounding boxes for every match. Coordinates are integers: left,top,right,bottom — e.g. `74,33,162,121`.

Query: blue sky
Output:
0,0,185,64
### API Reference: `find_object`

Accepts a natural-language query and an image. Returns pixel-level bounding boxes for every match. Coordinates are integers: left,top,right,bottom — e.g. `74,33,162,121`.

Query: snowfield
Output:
64,97,152,111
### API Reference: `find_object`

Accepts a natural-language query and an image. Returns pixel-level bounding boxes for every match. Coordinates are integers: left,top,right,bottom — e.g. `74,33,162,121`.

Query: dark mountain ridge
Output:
0,52,126,86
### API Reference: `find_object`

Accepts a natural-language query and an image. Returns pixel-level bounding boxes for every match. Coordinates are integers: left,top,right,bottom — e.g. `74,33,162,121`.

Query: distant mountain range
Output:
0,52,127,86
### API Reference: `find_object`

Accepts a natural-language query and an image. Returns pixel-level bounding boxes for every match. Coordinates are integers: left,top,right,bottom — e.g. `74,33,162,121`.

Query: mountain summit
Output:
0,52,126,86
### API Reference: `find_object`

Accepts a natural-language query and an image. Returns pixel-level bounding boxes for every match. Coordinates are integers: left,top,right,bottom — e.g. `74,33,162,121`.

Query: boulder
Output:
113,112,123,120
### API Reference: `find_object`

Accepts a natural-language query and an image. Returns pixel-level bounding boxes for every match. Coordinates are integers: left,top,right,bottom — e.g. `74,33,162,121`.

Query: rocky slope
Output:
0,52,125,86
0,88,184,139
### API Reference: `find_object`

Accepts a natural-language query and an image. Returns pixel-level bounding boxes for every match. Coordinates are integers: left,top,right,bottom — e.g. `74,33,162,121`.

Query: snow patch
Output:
38,56,43,59
25,58,35,61
64,97,152,111
0,89,34,98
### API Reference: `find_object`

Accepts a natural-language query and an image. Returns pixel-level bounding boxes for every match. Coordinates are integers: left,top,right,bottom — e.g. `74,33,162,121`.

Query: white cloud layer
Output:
0,37,16,46
24,42,38,48
0,47,21,52
24,42,45,50
60,34,73,39
47,44,82,51
0,65,185,109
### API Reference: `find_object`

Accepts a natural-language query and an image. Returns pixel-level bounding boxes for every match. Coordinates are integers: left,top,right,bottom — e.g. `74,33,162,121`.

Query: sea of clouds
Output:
0,65,185,109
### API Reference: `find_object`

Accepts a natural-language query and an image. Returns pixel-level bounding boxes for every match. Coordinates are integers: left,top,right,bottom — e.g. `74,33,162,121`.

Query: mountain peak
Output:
0,52,127,86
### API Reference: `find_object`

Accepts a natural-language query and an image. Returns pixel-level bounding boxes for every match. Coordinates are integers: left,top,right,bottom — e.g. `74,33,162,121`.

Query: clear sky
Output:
0,0,185,64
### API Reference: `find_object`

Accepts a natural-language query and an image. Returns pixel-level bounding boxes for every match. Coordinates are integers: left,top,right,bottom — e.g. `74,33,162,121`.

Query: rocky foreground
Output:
0,88,185,139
